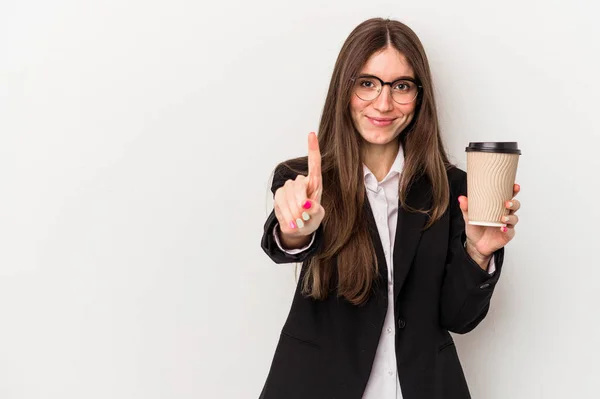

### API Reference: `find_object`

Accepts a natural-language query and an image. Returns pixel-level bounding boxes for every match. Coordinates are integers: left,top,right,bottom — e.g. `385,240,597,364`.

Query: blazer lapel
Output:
363,197,389,284
393,174,432,300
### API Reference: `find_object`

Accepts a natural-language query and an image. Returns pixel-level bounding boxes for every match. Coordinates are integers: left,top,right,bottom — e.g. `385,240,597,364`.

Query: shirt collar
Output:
363,142,405,192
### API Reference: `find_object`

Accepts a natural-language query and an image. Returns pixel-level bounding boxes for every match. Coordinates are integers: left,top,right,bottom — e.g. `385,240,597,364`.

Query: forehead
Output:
359,47,415,80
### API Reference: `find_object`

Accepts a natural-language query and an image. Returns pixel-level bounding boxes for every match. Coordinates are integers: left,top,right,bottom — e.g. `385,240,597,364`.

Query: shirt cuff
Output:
487,256,496,275
272,223,316,254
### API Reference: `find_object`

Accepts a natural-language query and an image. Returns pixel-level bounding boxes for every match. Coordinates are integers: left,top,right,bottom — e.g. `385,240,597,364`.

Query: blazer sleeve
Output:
260,162,324,264
439,168,505,334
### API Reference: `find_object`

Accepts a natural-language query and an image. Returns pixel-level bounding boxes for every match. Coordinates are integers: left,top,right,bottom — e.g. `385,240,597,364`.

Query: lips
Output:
368,116,395,121
366,116,396,126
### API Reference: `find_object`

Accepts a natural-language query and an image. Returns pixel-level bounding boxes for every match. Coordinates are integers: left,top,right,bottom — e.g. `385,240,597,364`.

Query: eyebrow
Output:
358,73,416,81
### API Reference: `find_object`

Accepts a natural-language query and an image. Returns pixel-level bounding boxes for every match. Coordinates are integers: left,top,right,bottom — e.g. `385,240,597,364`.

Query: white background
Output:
1,0,599,398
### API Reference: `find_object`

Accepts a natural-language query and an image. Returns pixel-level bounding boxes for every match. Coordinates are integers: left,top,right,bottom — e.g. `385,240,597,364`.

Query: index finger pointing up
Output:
308,132,321,177
307,132,322,198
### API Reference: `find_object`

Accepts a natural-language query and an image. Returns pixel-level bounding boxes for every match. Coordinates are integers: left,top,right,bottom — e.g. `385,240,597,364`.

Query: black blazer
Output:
259,160,504,399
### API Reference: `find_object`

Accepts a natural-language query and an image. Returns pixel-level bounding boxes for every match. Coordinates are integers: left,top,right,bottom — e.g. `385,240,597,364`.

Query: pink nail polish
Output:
290,221,297,229
501,226,508,233
303,200,312,210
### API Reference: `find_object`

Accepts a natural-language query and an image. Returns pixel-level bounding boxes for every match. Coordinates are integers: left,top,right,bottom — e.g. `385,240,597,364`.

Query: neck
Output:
361,137,400,182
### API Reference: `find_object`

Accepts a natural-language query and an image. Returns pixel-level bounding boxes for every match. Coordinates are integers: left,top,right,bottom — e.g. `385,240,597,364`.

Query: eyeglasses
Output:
351,75,422,105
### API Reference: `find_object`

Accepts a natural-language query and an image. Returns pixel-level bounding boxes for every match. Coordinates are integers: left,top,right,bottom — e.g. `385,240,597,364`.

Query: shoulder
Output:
445,165,467,197
274,156,309,179
446,165,466,183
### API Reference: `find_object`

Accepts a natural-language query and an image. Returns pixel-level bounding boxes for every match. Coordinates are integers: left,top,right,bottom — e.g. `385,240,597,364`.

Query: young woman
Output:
259,17,520,399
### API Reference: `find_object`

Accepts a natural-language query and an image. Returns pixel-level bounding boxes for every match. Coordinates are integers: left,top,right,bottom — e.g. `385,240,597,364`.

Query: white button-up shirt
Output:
360,144,405,398
273,143,495,398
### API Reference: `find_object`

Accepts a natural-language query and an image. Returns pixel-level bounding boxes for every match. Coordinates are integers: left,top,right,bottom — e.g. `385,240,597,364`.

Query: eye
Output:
358,79,376,88
393,81,412,92
355,77,381,90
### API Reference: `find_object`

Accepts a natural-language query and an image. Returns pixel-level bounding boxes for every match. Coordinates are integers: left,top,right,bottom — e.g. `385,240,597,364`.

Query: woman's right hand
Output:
274,132,325,241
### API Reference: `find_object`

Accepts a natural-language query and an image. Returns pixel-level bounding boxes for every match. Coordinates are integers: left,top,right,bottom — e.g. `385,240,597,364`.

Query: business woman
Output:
259,18,520,399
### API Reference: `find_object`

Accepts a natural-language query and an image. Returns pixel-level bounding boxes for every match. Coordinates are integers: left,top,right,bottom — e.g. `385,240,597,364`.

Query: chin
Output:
359,126,402,145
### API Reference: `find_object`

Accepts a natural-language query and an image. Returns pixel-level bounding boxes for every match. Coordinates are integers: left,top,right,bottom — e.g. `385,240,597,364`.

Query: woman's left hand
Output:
458,184,521,259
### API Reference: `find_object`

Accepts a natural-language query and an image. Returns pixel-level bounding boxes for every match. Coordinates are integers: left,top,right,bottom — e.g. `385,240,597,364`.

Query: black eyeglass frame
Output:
350,74,423,105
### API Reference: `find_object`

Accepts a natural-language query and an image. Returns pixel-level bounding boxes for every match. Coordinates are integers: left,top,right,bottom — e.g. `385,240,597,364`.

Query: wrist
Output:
465,238,492,269
278,227,312,250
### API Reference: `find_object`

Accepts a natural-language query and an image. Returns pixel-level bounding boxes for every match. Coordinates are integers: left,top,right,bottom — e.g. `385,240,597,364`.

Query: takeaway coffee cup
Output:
465,142,522,227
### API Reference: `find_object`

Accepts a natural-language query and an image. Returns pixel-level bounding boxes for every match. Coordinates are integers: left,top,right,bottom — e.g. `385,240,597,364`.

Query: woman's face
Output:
350,47,417,147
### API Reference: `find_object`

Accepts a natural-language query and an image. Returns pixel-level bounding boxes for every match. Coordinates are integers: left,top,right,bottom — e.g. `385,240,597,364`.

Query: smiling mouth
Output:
366,116,396,126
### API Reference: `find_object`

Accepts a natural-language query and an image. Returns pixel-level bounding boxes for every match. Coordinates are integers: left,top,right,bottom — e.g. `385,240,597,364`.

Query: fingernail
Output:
302,212,310,221
501,226,508,233
516,184,520,190
503,216,510,223
289,221,296,229
303,200,312,209
507,201,513,208
296,218,305,228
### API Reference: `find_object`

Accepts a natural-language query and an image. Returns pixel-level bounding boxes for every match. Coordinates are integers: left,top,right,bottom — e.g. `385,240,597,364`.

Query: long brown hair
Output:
281,18,452,305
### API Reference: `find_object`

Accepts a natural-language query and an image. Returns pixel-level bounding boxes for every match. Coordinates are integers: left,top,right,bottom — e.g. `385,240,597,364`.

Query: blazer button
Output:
397,317,406,329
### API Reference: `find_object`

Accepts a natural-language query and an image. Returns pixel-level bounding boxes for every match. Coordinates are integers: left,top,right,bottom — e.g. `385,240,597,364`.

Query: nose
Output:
372,84,394,113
